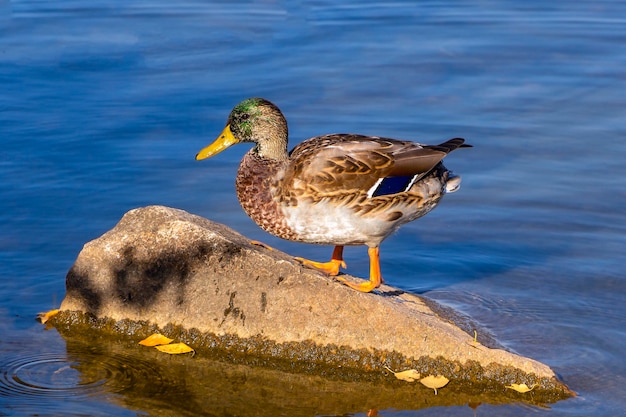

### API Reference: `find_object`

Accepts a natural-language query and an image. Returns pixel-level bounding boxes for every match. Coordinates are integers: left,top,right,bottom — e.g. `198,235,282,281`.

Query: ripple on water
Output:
0,349,170,412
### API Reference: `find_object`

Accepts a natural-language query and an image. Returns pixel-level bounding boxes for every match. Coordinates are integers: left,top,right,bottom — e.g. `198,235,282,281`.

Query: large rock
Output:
59,205,572,398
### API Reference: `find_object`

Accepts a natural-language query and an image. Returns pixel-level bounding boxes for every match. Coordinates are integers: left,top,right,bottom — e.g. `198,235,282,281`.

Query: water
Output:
1,0,625,415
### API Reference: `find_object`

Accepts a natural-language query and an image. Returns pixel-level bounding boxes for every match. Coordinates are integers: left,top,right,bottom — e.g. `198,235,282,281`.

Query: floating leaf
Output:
139,333,173,347
385,366,421,382
506,383,536,393
155,342,195,355
37,309,60,324
420,375,450,395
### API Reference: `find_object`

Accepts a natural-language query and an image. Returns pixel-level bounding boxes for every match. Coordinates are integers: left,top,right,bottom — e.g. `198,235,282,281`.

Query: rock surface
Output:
60,205,570,395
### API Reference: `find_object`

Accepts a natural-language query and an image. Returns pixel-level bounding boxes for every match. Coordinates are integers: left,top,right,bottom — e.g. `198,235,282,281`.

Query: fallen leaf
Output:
420,375,450,395
138,333,174,347
250,240,274,250
385,366,421,382
506,383,536,393
37,309,60,324
467,329,483,349
155,342,195,355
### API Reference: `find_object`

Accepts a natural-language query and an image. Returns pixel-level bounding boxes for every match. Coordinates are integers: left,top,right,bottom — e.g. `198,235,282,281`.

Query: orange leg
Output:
337,247,383,293
295,245,346,276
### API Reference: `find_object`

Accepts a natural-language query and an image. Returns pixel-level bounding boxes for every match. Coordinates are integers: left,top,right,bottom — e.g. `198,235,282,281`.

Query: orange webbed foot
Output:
295,246,346,276
295,257,346,276
336,276,380,292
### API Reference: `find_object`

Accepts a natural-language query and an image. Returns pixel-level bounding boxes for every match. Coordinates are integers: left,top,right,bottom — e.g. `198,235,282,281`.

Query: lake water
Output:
2,0,625,415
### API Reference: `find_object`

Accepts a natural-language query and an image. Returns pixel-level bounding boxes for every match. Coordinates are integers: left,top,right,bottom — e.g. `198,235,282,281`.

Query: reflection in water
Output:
1,353,92,398
0,348,145,416
14,325,555,417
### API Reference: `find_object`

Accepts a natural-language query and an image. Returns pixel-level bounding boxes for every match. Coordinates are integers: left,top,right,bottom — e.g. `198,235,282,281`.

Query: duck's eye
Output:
241,113,250,120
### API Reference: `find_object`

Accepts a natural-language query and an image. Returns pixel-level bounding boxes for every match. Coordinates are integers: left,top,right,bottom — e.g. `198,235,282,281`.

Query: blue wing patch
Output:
371,176,415,197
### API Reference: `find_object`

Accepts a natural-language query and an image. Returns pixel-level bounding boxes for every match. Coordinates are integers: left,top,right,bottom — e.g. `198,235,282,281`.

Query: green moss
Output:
50,310,574,407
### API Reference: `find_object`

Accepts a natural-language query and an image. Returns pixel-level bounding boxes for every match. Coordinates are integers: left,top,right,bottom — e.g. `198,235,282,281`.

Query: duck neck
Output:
250,107,289,161
254,136,288,161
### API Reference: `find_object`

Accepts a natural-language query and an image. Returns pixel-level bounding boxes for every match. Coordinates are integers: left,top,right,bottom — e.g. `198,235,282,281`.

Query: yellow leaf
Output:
506,383,536,393
420,375,450,395
138,333,174,347
385,366,421,382
155,342,195,355
467,329,483,349
250,240,274,250
37,309,60,324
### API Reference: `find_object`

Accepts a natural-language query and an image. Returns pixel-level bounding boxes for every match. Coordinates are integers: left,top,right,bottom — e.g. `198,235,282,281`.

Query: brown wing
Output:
389,137,468,178
277,134,466,203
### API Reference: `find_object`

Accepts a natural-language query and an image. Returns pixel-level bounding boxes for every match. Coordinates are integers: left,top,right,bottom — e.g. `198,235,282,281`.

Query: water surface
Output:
2,1,625,415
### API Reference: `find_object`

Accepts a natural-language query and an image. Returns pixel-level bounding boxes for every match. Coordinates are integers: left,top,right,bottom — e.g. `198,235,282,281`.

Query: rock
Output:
59,205,572,397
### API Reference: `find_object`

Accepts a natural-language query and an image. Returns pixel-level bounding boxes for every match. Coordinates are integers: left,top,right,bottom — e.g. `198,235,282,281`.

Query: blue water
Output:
2,0,626,415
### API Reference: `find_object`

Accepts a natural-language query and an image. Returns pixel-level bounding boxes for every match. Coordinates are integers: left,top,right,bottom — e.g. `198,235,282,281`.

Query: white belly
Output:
281,200,402,247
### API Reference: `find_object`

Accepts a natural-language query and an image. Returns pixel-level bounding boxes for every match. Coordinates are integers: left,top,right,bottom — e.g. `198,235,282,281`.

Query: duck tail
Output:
429,138,472,154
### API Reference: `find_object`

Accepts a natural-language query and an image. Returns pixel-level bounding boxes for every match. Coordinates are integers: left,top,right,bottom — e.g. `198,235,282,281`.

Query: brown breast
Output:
235,151,301,241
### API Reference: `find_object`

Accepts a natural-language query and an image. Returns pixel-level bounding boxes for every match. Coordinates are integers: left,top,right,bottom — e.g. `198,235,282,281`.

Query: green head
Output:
196,97,289,161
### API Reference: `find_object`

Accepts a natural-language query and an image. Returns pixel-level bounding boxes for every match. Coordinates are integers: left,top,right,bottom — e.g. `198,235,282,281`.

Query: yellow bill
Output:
195,124,239,160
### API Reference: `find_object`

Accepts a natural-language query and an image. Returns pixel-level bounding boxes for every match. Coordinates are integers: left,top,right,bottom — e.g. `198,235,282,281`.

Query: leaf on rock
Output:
420,375,450,395
139,333,174,347
385,366,421,382
467,329,483,349
506,383,536,393
155,342,195,355
37,309,60,324
250,240,274,250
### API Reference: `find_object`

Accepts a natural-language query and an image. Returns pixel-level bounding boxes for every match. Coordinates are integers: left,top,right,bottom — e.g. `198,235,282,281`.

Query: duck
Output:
196,97,470,292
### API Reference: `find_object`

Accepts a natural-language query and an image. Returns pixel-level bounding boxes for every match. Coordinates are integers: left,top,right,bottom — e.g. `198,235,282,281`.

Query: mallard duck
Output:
196,97,470,292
